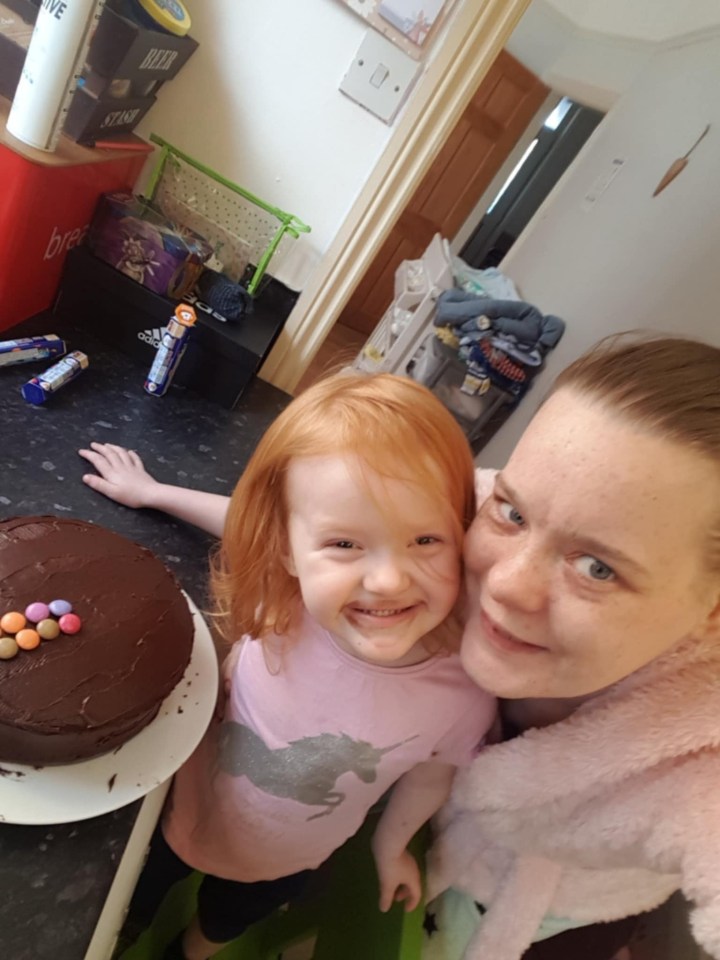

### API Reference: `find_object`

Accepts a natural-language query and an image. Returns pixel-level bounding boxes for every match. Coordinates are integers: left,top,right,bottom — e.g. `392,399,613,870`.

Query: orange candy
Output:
0,611,26,635
15,628,40,650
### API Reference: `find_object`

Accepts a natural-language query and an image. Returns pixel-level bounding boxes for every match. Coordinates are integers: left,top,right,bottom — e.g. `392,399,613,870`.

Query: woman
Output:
429,335,720,960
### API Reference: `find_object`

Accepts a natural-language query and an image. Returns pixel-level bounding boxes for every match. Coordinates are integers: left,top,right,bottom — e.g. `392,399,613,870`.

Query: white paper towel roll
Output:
7,0,106,152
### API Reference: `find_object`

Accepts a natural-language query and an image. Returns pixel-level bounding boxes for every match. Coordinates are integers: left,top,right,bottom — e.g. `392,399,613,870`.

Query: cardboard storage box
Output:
64,89,156,143
53,246,296,408
0,2,33,100
88,5,198,81
87,192,213,297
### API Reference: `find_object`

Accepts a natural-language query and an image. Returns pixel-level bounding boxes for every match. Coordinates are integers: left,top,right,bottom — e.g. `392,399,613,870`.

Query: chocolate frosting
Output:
0,517,194,765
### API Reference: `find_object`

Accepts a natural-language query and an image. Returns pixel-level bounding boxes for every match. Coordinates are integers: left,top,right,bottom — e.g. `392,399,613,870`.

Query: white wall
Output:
135,0,410,280
479,33,720,467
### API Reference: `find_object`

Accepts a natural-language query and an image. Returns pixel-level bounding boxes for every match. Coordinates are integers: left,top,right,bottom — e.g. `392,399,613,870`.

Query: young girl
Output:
79,373,496,960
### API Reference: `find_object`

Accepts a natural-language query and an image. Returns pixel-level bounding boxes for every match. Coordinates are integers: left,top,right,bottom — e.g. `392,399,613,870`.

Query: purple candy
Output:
25,602,50,623
49,599,72,617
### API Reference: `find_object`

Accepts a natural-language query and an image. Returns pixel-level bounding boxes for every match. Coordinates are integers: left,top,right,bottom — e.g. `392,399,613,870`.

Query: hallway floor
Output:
294,323,367,394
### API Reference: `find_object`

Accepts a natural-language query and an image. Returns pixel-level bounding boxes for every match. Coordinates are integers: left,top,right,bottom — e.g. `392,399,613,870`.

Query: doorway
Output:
461,97,603,269
297,91,602,393
339,50,549,340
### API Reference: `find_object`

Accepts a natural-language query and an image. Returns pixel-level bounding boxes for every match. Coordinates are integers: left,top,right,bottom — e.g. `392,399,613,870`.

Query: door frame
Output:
259,0,533,394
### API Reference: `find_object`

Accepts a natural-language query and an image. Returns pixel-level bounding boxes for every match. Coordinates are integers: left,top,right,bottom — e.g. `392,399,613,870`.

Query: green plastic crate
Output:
145,135,311,295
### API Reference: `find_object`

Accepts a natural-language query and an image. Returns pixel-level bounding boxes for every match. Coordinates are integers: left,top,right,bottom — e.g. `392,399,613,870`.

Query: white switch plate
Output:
340,30,421,124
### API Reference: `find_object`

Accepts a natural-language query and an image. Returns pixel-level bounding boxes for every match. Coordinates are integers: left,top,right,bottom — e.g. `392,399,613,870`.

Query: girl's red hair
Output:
211,372,476,644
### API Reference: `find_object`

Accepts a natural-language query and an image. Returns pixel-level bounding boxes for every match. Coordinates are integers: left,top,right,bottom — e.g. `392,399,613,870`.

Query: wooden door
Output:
340,50,549,336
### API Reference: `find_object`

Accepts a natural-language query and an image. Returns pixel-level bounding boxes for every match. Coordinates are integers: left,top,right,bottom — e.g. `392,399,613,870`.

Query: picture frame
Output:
337,0,459,59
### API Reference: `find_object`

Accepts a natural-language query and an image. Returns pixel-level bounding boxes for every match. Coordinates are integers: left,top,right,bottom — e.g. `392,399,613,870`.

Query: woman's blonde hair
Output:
549,332,720,567
211,372,476,644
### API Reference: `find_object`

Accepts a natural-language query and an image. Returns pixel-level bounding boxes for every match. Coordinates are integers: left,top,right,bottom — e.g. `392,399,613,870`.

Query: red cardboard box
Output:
0,98,147,331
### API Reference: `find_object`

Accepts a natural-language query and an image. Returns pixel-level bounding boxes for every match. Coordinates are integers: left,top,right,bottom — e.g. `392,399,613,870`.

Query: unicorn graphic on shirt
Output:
217,722,416,819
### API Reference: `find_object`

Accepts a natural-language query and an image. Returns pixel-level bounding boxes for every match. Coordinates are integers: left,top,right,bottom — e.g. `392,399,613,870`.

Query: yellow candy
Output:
37,619,61,641
16,629,40,651
0,611,26,635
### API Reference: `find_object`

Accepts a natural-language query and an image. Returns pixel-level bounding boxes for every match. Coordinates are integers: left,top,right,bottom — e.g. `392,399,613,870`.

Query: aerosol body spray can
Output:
144,304,196,397
21,350,89,405
0,334,67,368
7,0,106,152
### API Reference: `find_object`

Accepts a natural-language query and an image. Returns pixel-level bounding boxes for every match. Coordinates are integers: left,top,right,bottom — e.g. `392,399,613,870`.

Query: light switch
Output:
340,30,421,124
370,64,389,88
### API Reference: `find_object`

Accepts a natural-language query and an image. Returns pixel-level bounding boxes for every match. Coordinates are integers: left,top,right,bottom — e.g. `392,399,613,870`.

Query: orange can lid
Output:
175,305,197,327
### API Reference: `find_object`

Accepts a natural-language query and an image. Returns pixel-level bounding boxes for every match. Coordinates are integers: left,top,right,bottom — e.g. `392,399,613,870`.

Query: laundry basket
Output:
145,135,311,295
118,815,426,960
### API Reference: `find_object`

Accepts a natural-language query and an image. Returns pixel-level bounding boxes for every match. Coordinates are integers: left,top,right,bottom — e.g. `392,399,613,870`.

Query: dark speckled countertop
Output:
0,312,290,960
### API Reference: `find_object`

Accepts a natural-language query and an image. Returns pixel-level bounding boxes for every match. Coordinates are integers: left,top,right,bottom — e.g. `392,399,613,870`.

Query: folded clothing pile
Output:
433,289,566,398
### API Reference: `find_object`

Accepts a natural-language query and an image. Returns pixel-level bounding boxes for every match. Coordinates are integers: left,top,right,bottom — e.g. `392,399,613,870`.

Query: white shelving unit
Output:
353,233,455,375
352,233,518,453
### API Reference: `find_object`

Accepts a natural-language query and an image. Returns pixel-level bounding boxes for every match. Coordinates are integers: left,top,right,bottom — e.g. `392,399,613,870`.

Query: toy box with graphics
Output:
87,191,213,298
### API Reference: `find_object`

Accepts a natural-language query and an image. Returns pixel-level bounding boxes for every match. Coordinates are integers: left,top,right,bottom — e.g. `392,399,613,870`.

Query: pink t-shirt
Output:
163,613,495,881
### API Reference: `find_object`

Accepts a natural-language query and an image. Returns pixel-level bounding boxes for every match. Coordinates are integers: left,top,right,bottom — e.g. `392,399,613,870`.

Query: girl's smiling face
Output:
460,390,720,699
284,454,462,667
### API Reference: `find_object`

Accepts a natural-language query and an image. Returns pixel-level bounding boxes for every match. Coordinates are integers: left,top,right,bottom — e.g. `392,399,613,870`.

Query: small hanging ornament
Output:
653,125,710,197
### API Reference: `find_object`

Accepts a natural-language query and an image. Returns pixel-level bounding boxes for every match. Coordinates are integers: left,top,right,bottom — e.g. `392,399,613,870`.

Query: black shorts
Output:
128,825,315,944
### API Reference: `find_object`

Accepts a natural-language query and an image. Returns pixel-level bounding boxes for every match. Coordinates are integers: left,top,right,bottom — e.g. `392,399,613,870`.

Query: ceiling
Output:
544,0,720,44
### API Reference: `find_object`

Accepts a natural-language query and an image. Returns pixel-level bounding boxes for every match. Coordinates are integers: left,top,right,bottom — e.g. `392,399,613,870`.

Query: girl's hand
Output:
78,443,160,509
374,847,422,913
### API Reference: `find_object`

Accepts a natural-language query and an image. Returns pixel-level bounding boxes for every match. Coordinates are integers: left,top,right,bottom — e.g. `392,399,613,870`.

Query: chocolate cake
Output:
0,516,194,765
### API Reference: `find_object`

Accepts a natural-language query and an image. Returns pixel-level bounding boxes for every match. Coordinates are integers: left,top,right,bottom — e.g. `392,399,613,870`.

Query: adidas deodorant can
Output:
144,304,197,397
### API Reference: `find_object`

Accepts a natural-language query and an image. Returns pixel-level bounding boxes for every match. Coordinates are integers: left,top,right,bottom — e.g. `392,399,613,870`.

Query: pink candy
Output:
25,602,50,623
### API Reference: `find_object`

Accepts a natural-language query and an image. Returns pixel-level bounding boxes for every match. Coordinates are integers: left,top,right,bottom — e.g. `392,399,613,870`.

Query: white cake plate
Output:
0,593,219,825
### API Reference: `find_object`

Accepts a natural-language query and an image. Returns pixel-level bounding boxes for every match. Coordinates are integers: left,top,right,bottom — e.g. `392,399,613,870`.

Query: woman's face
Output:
461,389,720,699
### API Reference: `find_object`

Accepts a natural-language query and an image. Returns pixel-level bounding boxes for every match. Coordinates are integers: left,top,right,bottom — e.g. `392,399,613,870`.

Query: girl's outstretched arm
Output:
372,760,456,913
78,442,230,538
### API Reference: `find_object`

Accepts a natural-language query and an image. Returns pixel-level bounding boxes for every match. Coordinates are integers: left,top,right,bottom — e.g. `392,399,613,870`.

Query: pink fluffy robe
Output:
429,631,720,960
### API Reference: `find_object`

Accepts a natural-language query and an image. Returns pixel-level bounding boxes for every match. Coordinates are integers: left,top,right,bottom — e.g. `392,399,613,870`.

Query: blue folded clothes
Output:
435,290,565,353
